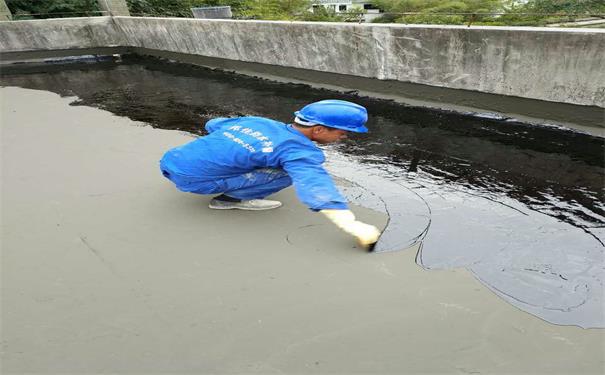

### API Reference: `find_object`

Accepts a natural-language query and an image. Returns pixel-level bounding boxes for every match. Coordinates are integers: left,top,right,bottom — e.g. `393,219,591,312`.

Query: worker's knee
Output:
276,174,293,189
257,168,288,177
257,168,292,187
163,173,222,194
266,172,292,190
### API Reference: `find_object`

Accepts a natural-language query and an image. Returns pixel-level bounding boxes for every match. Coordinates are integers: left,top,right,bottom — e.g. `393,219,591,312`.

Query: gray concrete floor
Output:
1,87,604,374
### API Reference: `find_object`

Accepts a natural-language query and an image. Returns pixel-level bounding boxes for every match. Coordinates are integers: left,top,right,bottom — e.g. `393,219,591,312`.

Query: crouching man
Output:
160,99,380,248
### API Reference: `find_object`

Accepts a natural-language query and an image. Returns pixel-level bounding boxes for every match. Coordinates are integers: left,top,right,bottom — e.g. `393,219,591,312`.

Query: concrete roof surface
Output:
2,87,604,374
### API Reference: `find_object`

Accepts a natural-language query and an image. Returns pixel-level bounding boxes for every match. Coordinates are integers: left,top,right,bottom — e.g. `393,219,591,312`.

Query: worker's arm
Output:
282,155,380,247
281,155,348,211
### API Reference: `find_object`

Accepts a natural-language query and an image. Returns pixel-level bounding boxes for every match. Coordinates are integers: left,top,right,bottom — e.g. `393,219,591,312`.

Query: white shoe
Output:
209,198,282,211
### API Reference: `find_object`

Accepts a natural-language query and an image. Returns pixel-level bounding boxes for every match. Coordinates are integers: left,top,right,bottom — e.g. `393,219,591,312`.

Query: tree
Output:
236,0,310,20
298,6,337,21
8,0,601,25
372,0,605,26
523,0,605,14
126,0,238,17
6,0,100,19
497,0,605,26
372,0,503,24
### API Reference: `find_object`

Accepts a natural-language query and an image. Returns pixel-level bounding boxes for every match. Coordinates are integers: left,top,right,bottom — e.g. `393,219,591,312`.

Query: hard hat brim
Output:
348,125,368,133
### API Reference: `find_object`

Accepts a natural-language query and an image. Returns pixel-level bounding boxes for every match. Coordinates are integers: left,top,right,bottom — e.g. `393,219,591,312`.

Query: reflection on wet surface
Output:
2,56,603,328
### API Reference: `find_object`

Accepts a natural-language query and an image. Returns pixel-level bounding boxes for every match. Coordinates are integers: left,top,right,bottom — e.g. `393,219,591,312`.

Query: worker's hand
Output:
320,209,381,248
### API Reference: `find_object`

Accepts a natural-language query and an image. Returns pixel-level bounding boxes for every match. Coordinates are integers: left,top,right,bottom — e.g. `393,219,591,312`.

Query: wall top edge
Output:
1,16,602,33
1,16,112,23
112,16,605,33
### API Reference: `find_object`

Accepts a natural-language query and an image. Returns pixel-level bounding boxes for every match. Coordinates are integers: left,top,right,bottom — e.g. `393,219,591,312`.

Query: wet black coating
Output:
2,55,603,327
2,56,602,235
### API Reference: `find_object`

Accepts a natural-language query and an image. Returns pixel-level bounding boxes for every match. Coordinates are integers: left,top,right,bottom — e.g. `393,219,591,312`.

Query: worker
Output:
160,99,381,248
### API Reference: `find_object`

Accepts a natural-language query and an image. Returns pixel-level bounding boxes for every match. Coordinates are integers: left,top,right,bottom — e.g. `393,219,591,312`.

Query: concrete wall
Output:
0,17,124,52
112,18,605,108
1,17,604,114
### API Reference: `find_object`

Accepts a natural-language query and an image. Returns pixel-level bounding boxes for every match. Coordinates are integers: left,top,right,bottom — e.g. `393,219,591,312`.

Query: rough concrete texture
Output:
0,0,11,21
0,17,604,108
97,0,130,17
115,18,605,107
0,17,124,52
130,47,605,130
2,86,605,374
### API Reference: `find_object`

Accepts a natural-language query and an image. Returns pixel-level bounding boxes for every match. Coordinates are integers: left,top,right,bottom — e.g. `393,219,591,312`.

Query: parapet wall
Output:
0,17,124,51
1,16,604,112
114,17,605,109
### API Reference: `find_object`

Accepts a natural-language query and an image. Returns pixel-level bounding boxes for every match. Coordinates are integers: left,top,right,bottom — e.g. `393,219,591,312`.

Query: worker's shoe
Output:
209,196,282,211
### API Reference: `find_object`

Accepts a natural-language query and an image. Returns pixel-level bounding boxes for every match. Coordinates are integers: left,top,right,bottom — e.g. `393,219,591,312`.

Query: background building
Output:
311,0,381,22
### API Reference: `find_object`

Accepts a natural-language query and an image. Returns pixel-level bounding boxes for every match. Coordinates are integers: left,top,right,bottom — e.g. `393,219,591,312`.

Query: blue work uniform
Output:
160,117,348,211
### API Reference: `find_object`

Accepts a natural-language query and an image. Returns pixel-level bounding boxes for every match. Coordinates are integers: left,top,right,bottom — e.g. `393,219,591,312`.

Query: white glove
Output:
320,209,381,247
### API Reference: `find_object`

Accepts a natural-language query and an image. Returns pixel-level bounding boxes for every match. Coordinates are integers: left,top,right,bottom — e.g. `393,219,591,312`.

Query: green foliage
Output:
523,0,605,14
6,0,100,19
7,0,603,26
126,0,238,17
297,5,340,21
236,0,310,20
373,0,605,26
497,0,605,26
372,0,503,24
125,0,309,19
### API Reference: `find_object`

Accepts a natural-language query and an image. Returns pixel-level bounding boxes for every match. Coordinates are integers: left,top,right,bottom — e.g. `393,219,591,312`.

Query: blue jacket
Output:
160,117,348,211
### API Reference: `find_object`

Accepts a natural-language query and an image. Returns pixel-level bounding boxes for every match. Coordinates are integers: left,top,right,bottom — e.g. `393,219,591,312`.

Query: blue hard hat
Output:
294,100,369,133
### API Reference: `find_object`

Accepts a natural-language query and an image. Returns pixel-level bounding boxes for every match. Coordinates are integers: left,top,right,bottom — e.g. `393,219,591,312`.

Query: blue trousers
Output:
162,168,292,200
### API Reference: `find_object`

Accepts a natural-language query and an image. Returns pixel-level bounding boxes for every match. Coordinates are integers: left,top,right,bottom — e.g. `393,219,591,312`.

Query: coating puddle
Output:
328,150,603,328
1,55,603,328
